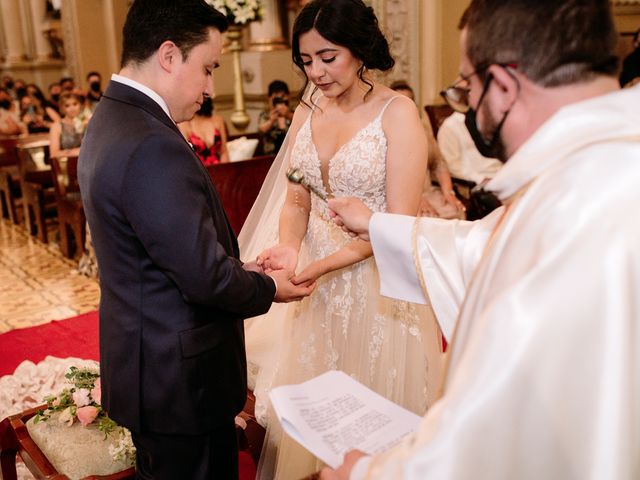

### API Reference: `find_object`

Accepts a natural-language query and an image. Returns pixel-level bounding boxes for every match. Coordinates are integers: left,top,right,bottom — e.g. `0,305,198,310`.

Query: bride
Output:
238,0,444,477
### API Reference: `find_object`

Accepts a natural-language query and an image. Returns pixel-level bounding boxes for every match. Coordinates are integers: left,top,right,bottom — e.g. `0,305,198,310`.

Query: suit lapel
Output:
103,80,240,257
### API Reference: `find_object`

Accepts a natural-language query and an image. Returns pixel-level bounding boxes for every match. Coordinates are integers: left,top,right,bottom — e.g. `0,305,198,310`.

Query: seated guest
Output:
48,82,62,112
0,87,26,136
438,111,503,184
27,83,61,123
85,71,103,112
20,94,50,133
390,80,465,219
620,28,639,87
258,79,293,155
60,76,75,92
49,91,89,158
179,97,229,165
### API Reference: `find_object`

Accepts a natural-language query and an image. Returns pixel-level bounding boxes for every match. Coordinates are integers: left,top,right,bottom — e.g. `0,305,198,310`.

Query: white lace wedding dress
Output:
248,97,444,479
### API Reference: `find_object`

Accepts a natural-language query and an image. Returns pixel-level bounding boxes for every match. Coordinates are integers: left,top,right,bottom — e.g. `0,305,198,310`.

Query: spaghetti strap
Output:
377,95,403,119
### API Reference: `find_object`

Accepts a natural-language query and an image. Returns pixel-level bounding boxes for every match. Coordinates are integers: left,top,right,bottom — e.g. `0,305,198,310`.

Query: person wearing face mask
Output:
85,71,103,112
0,87,26,136
48,82,62,112
322,0,640,479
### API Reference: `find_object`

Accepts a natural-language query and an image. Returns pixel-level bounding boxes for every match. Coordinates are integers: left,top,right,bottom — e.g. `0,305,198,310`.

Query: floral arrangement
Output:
34,366,135,466
206,0,262,25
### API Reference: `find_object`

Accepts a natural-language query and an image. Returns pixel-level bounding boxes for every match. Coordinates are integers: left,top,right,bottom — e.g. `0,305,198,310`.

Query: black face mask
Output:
0,99,11,110
463,74,510,161
4,80,14,90
15,87,27,98
89,81,101,93
51,93,60,103
464,107,508,161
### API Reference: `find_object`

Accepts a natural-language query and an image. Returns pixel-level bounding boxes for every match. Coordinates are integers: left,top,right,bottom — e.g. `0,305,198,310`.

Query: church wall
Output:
0,0,637,130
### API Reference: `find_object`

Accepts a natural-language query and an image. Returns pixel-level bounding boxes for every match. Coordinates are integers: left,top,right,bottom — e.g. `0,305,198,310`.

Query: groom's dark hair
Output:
121,0,228,68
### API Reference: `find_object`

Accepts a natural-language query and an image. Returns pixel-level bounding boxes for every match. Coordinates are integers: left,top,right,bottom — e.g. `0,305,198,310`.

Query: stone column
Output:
249,0,287,51
30,0,52,62
0,0,27,63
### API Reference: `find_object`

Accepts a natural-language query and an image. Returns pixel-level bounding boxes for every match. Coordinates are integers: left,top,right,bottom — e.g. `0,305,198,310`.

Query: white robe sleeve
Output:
369,209,503,341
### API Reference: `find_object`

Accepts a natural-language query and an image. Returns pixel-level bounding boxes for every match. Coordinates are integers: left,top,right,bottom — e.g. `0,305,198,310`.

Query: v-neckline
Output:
309,109,379,165
308,109,381,198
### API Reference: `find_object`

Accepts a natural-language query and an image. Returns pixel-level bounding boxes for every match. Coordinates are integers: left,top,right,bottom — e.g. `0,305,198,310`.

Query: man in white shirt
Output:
321,0,640,478
437,111,502,184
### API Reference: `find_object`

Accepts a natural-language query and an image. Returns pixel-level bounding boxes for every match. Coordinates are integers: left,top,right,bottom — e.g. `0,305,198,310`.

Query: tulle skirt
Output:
245,214,444,479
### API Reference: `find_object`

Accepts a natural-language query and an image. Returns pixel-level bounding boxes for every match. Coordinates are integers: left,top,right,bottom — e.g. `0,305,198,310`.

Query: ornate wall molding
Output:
374,0,421,93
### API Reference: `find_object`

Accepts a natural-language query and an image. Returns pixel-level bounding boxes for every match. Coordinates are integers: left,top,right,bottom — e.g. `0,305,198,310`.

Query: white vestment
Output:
355,85,640,479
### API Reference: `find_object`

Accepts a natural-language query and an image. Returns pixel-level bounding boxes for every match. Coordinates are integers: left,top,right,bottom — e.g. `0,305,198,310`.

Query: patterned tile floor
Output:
0,218,100,334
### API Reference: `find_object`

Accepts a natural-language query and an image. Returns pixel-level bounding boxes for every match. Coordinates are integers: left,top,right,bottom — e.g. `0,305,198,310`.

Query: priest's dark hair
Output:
292,0,394,102
121,0,228,68
460,0,619,87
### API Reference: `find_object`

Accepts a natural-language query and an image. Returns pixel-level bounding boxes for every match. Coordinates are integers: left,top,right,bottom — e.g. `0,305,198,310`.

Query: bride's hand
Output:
292,261,326,287
257,244,298,273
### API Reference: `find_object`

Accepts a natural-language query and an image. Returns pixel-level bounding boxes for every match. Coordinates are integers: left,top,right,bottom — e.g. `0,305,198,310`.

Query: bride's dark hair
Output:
292,0,395,104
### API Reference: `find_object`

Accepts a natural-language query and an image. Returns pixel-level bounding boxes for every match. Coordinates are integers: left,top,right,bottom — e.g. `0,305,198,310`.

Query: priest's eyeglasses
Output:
440,63,517,113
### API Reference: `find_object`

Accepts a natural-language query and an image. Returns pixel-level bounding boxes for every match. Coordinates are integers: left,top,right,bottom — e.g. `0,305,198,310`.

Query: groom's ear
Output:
157,40,181,73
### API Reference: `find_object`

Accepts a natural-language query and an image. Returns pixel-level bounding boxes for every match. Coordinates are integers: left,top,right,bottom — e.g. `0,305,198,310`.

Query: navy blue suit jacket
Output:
78,81,275,435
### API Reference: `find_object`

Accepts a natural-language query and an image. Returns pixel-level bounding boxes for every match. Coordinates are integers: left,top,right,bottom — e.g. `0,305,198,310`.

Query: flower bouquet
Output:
33,366,135,466
206,0,262,25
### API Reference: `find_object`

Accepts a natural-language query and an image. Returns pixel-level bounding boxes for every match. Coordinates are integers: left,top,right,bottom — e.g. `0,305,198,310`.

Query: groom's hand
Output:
269,268,315,303
328,198,373,242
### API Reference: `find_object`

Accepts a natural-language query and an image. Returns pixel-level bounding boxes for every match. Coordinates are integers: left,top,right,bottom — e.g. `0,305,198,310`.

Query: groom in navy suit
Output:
78,1,314,478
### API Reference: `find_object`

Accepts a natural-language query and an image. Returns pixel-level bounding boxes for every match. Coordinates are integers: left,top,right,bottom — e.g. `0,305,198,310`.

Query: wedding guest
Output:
390,79,465,219
49,91,89,158
258,79,293,154
85,71,103,112
0,87,26,136
437,111,503,184
324,0,639,478
179,96,229,164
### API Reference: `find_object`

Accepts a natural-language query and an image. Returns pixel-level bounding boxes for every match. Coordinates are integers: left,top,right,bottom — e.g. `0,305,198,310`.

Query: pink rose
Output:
76,405,99,426
72,388,91,407
90,378,102,405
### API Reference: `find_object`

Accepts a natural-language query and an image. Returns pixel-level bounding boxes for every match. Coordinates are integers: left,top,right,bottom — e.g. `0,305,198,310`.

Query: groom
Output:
78,1,314,478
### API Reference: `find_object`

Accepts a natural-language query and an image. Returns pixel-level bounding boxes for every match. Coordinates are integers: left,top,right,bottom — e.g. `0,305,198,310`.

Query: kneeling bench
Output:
0,405,135,480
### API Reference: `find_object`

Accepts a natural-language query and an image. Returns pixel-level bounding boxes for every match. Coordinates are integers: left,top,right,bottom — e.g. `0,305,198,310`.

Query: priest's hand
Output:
257,244,298,273
268,268,315,303
320,450,368,480
328,198,373,241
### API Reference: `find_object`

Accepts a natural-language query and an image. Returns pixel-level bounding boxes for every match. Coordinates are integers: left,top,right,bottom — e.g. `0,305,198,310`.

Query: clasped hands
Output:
244,244,316,303
254,244,325,300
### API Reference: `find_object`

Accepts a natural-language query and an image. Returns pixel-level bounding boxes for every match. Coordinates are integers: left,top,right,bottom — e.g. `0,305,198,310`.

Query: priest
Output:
322,0,640,478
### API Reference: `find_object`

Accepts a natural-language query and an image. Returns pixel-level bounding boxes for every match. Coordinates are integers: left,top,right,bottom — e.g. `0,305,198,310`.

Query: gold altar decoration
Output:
206,1,262,131
227,25,251,131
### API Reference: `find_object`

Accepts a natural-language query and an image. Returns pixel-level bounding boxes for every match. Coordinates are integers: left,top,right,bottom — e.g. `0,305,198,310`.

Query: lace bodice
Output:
290,98,399,219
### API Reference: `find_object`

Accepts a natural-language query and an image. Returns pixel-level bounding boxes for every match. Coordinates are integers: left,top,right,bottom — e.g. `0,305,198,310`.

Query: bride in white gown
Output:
238,1,444,478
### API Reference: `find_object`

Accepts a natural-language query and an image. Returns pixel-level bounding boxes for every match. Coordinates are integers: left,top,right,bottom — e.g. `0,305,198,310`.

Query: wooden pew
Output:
0,137,21,224
50,155,85,259
16,141,57,243
206,155,275,235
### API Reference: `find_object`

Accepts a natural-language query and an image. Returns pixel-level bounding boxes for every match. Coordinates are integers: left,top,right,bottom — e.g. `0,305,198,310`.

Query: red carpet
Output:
0,310,99,377
0,311,258,479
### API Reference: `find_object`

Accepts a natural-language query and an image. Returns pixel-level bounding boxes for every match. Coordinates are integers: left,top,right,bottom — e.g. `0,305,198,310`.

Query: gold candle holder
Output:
226,25,251,131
